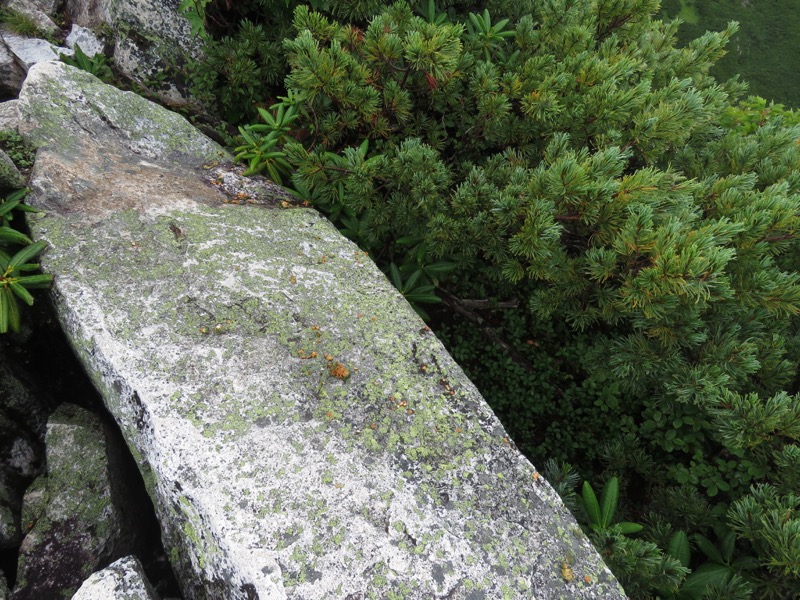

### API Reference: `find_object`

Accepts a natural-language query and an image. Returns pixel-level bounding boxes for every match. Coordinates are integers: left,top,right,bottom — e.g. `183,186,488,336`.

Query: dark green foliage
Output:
187,1,800,596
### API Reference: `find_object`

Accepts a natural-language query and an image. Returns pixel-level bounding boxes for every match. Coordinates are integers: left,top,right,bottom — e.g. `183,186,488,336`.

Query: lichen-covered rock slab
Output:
19,61,626,599
72,556,159,600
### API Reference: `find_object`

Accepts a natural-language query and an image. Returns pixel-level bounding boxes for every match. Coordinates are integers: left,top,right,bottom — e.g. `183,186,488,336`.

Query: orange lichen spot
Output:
583,575,592,584
532,472,541,482
199,326,209,335
406,409,415,415
397,400,408,408
420,364,428,373
281,201,290,208
325,411,334,419
369,423,377,430
357,313,364,318
311,326,320,331
370,317,377,322
289,275,297,284
420,325,431,332
324,354,334,362
319,255,328,263
455,427,463,433
329,362,350,379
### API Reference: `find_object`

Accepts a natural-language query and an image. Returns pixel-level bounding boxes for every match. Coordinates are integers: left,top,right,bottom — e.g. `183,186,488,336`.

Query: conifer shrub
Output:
185,1,800,596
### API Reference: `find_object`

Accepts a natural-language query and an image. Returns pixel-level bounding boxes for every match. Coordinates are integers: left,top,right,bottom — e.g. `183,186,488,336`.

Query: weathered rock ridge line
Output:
19,61,625,599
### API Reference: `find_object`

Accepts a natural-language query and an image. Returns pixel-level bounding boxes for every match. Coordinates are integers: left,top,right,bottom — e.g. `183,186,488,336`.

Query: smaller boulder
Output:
65,24,104,57
72,556,159,600
19,0,62,15
0,32,70,70
13,404,143,599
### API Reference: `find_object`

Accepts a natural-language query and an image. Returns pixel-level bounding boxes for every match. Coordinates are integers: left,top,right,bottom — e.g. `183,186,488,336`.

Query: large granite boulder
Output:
18,61,626,599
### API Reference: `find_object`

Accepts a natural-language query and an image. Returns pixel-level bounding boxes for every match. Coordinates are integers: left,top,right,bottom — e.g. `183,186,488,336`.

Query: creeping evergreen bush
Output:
185,1,800,596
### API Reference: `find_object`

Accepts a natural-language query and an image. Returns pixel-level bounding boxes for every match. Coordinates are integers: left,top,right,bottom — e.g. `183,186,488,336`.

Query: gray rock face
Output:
64,0,201,103
0,39,26,98
13,403,142,599
19,61,626,599
72,556,159,600
65,24,104,57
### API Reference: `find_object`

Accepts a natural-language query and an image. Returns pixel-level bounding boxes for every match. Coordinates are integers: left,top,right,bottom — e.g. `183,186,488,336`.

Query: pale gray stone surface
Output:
72,556,159,600
18,61,626,599
0,101,19,129
0,33,68,69
65,24,104,57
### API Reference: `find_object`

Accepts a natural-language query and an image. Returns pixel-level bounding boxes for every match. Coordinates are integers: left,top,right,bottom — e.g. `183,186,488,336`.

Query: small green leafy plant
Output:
234,98,299,181
663,526,754,600
580,476,643,535
0,189,52,333
60,44,114,84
